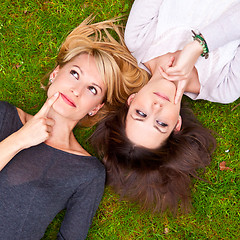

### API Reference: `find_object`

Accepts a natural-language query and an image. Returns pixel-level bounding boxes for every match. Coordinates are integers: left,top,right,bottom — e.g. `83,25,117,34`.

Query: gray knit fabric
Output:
0,101,105,240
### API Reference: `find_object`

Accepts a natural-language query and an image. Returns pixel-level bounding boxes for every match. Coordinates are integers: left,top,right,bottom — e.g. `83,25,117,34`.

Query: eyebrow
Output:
73,65,83,74
73,65,103,93
92,83,103,93
130,115,167,134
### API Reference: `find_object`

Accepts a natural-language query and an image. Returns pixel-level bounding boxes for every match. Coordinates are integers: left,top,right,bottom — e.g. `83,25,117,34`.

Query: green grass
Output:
1,0,239,239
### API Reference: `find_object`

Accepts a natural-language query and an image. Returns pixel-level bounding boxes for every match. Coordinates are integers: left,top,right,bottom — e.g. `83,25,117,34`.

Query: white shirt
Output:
125,0,240,103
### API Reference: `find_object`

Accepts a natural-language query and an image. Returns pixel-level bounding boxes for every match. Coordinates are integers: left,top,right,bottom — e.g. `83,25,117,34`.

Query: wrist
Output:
191,30,209,59
191,40,204,57
11,131,28,151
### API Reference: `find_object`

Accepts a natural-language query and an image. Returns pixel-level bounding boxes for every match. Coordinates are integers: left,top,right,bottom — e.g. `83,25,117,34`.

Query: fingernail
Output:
54,92,59,97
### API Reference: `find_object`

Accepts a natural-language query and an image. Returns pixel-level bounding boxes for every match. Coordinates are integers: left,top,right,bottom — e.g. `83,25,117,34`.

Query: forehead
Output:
69,53,96,67
71,54,105,79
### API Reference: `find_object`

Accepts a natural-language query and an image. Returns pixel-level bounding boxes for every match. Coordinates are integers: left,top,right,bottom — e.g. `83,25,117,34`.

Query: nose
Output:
71,85,83,97
152,99,163,109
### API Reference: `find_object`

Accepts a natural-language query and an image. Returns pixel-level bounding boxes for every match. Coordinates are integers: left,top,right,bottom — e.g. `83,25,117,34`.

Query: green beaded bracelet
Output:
192,30,209,59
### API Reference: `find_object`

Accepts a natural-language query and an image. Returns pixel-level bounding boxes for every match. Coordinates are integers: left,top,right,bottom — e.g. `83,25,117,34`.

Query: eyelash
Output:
156,120,168,127
70,70,79,80
88,86,97,95
70,70,98,95
136,110,147,117
136,110,168,127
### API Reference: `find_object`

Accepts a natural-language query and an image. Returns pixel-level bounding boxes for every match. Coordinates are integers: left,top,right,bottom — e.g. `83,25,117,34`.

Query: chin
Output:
53,103,84,121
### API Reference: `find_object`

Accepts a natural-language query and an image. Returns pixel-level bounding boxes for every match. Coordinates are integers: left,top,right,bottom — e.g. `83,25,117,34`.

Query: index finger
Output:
159,67,179,81
36,92,59,117
174,82,185,104
174,90,183,105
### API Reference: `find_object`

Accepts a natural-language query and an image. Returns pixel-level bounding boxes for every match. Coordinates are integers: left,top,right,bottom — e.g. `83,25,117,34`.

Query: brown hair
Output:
42,16,149,127
91,102,216,213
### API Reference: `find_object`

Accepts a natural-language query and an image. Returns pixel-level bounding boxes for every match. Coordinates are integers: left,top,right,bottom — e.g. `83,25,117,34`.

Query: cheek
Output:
46,85,53,98
130,97,146,110
47,80,65,97
167,108,180,125
89,99,102,110
76,96,96,113
47,82,59,98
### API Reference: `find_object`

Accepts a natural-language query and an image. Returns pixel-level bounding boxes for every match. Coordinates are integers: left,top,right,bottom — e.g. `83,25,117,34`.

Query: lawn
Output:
0,0,239,239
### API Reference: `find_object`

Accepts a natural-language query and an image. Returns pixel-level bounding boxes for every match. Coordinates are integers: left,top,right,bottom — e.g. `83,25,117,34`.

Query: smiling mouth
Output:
153,92,170,102
60,93,76,107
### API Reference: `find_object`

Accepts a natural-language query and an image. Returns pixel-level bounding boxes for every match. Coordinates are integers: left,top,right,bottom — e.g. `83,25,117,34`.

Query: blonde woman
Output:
0,18,148,239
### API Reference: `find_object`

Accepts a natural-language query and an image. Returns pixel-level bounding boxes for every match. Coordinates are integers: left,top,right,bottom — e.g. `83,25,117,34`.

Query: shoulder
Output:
0,101,17,123
82,156,106,181
0,101,29,122
71,155,106,187
68,153,106,177
87,156,105,173
0,101,18,136
0,101,14,112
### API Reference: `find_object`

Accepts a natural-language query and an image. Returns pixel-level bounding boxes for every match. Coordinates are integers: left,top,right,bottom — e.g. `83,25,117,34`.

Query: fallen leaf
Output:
15,64,22,69
219,161,233,171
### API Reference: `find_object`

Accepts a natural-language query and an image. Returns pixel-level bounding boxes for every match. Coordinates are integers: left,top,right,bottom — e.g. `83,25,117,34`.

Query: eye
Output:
136,110,147,117
70,70,79,80
156,120,168,127
88,86,97,95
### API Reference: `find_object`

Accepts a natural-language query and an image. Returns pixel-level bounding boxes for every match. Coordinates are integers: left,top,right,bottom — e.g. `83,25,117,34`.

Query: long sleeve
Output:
201,2,240,51
125,0,240,103
125,0,163,65
0,101,6,138
0,101,26,171
125,0,240,54
57,165,105,240
0,101,12,140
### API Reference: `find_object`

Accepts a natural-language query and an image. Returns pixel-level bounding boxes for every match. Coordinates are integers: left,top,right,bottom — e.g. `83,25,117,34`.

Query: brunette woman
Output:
91,0,240,213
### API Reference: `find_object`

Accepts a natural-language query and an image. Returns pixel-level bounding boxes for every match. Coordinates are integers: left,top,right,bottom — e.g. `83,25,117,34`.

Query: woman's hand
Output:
17,92,59,149
0,92,59,171
159,63,189,105
159,41,203,104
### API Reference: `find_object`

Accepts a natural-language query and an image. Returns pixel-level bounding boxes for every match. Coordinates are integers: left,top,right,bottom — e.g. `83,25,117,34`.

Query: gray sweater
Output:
0,101,105,240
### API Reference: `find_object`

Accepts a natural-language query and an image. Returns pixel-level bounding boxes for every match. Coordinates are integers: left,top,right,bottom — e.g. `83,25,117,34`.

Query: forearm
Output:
58,169,105,239
0,131,25,170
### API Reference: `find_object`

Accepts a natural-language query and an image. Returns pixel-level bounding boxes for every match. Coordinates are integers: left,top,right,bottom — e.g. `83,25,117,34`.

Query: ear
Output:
49,65,60,80
127,93,136,106
88,103,104,116
174,115,182,132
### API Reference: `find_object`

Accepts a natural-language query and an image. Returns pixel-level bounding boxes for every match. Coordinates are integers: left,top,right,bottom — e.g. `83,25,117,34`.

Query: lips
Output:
60,93,76,107
153,92,170,102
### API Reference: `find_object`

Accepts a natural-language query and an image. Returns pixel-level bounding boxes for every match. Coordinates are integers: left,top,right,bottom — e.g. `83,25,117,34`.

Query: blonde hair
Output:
43,16,149,127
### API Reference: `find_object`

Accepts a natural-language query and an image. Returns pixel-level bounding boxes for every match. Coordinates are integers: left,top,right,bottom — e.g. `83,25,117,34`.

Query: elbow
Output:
124,29,138,53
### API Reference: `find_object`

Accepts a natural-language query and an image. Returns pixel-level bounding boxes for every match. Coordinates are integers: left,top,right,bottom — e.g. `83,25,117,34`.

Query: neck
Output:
45,108,79,150
144,59,156,75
